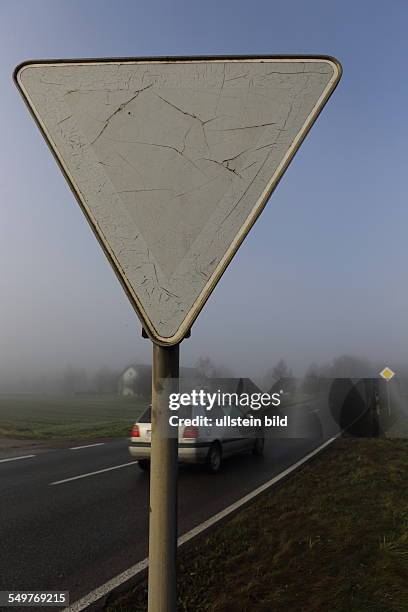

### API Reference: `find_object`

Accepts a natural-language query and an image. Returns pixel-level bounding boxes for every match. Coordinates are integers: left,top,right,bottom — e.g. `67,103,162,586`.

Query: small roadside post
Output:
14,55,341,611
380,366,395,417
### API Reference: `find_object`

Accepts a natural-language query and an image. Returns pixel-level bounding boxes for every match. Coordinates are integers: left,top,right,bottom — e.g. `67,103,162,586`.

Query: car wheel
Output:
138,459,150,472
252,436,265,456
206,442,222,473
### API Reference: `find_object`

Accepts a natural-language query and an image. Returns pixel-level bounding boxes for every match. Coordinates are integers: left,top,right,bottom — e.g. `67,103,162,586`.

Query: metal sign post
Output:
14,55,341,611
149,342,179,611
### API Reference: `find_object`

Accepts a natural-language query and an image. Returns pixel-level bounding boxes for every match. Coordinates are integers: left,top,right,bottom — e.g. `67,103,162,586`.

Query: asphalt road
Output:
0,398,338,610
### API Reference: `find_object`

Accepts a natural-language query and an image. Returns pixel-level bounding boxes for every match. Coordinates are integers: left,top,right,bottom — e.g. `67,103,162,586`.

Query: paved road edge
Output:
64,435,339,611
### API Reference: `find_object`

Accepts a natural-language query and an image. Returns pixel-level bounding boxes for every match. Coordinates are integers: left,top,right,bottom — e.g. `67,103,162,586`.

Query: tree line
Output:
0,354,401,394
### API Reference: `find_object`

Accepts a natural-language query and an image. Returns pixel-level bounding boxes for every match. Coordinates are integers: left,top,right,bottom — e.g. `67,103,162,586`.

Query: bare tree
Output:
323,355,374,378
302,363,325,394
195,356,233,378
272,359,291,381
261,358,293,390
61,366,88,394
93,367,118,394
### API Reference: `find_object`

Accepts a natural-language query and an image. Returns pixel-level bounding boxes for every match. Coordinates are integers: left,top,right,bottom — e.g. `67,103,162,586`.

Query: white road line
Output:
69,443,105,450
50,462,136,486
64,436,339,612
0,454,36,464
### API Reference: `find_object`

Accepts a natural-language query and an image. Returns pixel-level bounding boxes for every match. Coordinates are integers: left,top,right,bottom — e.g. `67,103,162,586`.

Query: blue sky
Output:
0,0,407,379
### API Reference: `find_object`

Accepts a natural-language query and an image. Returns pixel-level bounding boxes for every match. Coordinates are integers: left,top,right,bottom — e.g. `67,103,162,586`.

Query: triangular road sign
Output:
15,56,341,345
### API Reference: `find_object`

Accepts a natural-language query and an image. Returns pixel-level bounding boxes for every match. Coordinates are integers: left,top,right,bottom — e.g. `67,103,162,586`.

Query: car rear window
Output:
139,406,151,422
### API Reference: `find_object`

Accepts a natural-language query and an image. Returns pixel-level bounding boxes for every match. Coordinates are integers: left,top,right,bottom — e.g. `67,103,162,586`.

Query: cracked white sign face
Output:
15,57,341,344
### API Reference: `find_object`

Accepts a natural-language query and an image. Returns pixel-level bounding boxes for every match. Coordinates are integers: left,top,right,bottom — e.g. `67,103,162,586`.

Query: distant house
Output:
118,364,202,397
118,365,151,397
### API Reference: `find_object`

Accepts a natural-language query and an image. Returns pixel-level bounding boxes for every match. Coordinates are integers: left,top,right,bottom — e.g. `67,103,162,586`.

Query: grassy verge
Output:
107,438,408,612
387,415,408,438
0,393,146,440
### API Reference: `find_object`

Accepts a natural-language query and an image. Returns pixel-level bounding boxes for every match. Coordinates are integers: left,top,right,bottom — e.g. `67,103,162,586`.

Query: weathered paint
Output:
15,57,341,344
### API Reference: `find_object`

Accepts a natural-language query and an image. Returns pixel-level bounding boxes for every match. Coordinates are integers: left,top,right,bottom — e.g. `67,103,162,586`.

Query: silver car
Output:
129,404,264,473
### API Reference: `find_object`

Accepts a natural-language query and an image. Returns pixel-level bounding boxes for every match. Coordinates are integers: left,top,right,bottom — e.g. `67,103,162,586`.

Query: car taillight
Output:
130,424,140,437
183,425,198,438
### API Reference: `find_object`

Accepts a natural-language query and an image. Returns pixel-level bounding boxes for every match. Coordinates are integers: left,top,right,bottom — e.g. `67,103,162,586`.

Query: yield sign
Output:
15,56,341,345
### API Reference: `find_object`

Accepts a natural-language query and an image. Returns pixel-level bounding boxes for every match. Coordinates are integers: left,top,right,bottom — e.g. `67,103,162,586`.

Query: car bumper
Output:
129,441,210,464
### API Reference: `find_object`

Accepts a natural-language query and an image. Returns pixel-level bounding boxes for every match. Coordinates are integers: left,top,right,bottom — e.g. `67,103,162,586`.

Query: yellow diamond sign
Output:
379,367,395,381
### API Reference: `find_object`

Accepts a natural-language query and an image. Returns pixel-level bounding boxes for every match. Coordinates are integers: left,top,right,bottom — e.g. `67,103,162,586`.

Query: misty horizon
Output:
1,2,407,383
0,353,405,395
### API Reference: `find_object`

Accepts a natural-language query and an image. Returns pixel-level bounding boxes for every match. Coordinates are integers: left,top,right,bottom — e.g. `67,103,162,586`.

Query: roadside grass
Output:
387,414,408,438
107,438,408,612
0,393,146,440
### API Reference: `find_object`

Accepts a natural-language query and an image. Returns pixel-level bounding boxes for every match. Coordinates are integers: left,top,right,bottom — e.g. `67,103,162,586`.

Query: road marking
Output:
50,462,136,486
0,454,36,464
69,443,105,450
64,436,339,612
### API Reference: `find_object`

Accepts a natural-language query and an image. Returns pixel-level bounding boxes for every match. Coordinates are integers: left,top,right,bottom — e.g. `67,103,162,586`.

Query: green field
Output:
0,393,146,441
0,391,314,444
